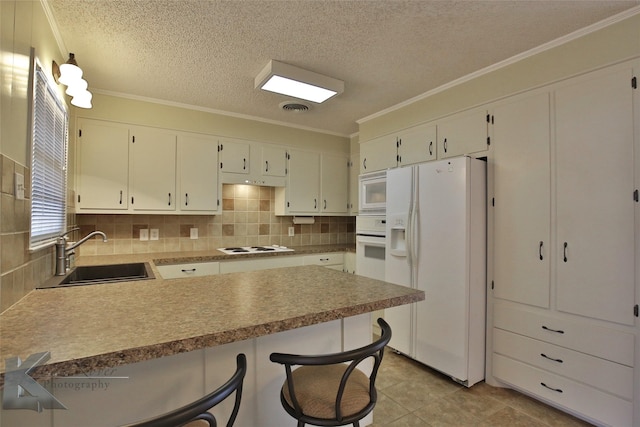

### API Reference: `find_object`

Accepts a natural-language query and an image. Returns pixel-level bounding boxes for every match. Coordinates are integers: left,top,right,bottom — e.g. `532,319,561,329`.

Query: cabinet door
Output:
360,136,397,173
555,66,635,325
179,133,219,212
219,138,249,174
492,92,551,308
130,127,177,211
321,153,348,214
76,119,129,210
262,145,287,177
349,155,359,213
438,109,488,159
398,123,437,166
287,149,320,213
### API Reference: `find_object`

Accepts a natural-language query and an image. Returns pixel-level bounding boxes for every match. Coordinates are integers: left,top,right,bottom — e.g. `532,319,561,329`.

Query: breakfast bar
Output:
0,262,424,426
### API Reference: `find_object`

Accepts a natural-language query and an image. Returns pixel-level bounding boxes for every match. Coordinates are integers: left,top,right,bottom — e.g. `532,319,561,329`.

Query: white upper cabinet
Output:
178,133,220,212
76,119,130,210
321,153,349,214
438,108,489,159
360,135,397,173
130,126,177,211
554,66,636,326
219,138,250,175
492,91,551,308
281,149,320,213
276,149,349,215
262,145,288,177
348,154,359,214
397,123,437,166
219,139,287,186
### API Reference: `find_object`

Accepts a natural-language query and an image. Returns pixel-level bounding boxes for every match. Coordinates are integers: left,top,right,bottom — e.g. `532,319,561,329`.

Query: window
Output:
29,57,68,250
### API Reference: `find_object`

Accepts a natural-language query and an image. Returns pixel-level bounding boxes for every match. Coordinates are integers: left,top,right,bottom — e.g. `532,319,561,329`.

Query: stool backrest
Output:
122,353,247,427
270,318,392,426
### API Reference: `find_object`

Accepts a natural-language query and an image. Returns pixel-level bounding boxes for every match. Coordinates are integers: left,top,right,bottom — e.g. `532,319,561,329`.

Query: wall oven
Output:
355,216,386,281
359,171,386,215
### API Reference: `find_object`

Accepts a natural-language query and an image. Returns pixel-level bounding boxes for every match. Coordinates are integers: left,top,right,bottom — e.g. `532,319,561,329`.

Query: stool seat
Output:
282,363,370,420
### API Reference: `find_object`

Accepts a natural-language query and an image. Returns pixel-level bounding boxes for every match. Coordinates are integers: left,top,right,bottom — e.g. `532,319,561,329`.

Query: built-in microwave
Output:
359,171,386,215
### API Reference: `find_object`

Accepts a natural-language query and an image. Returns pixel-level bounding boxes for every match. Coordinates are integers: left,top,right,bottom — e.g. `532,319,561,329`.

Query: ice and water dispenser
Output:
389,218,408,257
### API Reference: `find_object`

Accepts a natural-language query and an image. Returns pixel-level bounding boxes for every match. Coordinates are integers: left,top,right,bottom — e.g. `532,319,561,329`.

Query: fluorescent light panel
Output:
255,60,343,103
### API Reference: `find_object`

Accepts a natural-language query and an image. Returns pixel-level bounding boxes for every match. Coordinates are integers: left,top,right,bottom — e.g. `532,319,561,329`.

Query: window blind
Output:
29,60,68,250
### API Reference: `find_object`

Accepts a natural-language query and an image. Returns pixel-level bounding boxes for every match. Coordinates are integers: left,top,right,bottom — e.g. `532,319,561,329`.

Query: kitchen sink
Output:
38,262,155,288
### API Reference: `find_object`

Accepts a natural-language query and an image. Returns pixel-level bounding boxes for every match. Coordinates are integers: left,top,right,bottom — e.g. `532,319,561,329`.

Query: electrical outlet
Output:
150,229,159,240
190,228,198,239
288,227,295,237
139,229,149,241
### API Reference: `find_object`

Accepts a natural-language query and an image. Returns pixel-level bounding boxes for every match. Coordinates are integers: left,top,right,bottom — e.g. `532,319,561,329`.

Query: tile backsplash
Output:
0,155,70,312
76,184,355,256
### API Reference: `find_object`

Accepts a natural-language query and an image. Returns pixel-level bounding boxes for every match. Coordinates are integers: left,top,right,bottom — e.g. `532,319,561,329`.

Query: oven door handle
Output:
356,235,386,246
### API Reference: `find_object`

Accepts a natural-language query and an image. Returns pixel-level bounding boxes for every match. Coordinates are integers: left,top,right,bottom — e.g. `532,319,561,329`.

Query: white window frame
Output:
29,52,69,250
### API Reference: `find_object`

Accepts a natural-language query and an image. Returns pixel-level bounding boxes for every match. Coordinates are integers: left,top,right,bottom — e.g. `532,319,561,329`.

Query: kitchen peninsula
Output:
0,260,423,426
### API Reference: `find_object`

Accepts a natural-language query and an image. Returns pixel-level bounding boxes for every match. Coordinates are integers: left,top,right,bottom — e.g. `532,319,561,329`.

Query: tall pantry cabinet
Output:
489,61,638,427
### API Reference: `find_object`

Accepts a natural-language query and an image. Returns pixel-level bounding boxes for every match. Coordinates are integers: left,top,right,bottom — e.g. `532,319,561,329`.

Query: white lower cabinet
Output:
156,261,220,279
492,301,635,427
302,253,344,270
218,256,303,274
34,315,372,427
493,354,632,427
157,252,347,277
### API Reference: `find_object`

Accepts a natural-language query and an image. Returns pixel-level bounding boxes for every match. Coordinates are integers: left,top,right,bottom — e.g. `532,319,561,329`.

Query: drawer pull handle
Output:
320,258,329,262
563,241,568,262
181,268,197,273
542,325,564,334
540,382,563,393
540,353,563,363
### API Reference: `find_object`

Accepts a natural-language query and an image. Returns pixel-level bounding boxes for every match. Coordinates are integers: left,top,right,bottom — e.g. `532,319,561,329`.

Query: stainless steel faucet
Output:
55,229,108,276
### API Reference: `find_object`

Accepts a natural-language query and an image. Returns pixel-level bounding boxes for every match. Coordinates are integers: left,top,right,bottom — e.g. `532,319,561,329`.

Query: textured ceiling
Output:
47,0,639,136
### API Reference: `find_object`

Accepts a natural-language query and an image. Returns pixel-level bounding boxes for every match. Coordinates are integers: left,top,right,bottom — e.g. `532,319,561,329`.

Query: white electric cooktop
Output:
217,245,294,255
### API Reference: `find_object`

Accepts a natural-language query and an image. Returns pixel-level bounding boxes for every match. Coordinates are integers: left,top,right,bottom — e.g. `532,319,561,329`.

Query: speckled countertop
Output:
0,246,422,382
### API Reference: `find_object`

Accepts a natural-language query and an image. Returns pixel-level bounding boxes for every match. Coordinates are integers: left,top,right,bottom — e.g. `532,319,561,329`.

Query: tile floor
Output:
371,349,594,427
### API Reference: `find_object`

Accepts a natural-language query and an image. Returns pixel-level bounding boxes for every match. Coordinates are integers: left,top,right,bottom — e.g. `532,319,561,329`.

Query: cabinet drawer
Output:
219,256,302,274
156,262,219,279
303,253,344,267
493,354,632,427
493,301,634,366
493,328,633,399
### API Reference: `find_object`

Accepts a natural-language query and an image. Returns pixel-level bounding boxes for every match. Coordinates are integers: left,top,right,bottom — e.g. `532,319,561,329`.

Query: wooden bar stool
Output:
122,353,247,427
270,318,392,427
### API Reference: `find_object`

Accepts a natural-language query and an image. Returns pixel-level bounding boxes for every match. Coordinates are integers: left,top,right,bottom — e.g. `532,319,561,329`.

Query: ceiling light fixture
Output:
255,60,344,104
52,53,93,109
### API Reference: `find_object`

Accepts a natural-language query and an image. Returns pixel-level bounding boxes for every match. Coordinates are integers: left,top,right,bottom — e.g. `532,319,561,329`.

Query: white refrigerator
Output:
384,156,486,387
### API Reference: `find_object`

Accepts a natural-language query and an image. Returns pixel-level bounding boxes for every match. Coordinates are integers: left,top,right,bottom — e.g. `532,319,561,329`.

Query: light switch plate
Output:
14,172,25,200
288,227,295,237
150,229,159,240
139,229,149,241
190,228,198,239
